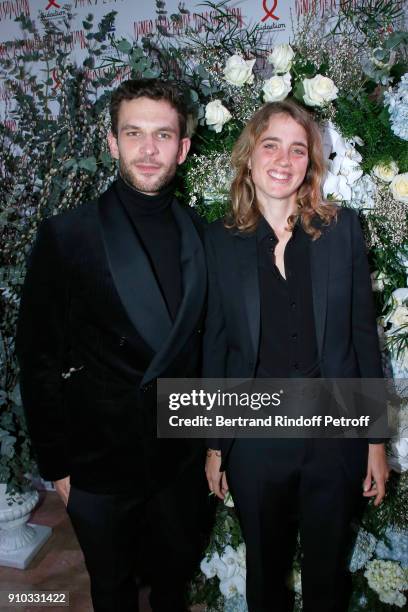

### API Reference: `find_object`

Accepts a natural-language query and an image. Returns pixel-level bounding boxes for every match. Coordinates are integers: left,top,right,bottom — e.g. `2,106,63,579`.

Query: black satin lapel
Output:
310,230,330,358
98,189,172,353
142,201,206,385
235,233,260,361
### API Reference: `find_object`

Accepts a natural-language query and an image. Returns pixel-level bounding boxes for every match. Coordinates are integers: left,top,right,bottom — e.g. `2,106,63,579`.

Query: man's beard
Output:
119,157,177,194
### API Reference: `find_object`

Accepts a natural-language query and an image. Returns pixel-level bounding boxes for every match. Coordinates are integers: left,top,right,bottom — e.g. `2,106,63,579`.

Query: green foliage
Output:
335,95,408,173
0,10,118,492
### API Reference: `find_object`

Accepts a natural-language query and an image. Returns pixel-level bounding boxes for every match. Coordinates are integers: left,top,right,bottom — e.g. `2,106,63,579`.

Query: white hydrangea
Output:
350,174,378,212
364,559,408,607
388,404,408,473
384,73,408,141
376,527,408,568
349,528,377,572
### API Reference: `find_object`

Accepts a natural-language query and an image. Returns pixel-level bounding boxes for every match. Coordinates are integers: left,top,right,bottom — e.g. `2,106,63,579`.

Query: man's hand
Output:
205,449,228,500
363,444,389,506
53,476,71,507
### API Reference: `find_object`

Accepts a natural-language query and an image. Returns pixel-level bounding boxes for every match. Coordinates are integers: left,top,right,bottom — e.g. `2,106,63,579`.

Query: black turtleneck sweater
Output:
114,176,182,321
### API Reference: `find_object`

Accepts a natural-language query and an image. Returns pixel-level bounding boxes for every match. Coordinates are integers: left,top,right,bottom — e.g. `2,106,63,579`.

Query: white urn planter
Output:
0,484,52,569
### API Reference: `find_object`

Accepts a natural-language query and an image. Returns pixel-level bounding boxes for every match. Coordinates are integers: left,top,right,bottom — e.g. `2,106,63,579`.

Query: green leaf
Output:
100,151,112,168
63,159,77,170
130,47,144,62
293,80,305,102
142,69,161,79
384,31,408,49
78,157,97,173
116,39,132,54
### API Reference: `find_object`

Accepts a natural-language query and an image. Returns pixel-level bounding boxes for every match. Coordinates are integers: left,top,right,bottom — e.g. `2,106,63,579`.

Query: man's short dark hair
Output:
109,78,188,139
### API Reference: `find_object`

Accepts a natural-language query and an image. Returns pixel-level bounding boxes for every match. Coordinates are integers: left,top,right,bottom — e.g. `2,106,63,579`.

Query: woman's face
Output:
249,113,309,208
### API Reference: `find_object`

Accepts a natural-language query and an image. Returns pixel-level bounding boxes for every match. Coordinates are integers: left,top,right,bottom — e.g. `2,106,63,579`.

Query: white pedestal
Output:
0,485,53,569
0,523,52,569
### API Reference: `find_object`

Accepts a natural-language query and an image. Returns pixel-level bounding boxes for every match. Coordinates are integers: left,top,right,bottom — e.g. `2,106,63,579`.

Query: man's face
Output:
108,97,191,195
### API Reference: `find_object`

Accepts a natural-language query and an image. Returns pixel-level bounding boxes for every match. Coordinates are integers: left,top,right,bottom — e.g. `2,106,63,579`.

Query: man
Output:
16,79,210,612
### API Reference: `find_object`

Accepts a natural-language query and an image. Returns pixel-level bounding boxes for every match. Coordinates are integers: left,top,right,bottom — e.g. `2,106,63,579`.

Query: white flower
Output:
322,122,364,201
303,74,338,107
323,171,351,201
386,305,408,330
371,271,389,292
219,574,246,599
372,161,399,183
223,54,255,87
267,44,295,74
388,405,408,471
349,529,377,572
364,559,408,608
205,100,232,133
391,288,408,306
224,491,235,508
391,173,408,204
338,156,363,186
214,545,240,580
262,73,292,102
200,552,220,579
322,121,346,160
287,568,302,594
389,438,408,473
235,543,246,569
350,174,378,211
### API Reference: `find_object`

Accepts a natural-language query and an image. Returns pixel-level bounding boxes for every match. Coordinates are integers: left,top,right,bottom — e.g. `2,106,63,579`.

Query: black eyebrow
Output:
120,124,178,133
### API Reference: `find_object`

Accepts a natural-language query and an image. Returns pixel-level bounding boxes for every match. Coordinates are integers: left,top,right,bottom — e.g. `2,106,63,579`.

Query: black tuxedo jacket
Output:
203,207,384,469
16,182,207,494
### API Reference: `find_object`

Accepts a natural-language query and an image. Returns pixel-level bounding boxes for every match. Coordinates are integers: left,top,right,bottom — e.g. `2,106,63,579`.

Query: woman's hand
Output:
205,449,229,499
363,443,390,506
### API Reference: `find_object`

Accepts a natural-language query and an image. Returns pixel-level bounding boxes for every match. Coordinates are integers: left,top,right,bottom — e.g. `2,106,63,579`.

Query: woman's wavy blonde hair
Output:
227,100,338,239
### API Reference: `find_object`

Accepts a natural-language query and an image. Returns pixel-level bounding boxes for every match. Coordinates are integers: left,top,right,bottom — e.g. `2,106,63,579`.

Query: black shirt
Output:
115,176,182,321
256,215,319,378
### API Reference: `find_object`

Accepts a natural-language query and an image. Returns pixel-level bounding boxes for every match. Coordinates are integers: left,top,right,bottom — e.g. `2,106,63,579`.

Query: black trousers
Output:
226,438,367,612
67,460,210,612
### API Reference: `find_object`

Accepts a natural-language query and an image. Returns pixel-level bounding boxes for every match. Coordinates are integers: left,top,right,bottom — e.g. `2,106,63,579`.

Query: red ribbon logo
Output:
45,0,61,9
51,68,61,91
261,0,279,22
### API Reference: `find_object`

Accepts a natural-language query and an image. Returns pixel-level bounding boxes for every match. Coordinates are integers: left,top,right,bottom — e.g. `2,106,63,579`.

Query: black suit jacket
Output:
203,208,384,468
16,182,207,494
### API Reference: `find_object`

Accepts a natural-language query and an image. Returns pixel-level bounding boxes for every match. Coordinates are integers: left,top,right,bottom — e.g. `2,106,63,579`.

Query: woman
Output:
203,100,389,612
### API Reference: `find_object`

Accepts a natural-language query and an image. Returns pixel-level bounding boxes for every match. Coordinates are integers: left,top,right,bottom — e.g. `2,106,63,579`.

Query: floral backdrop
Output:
0,1,407,610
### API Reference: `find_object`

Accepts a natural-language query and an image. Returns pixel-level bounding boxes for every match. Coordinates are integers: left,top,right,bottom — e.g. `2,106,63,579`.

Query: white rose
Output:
223,54,255,87
390,172,408,203
372,161,399,183
262,73,292,102
205,100,232,133
371,271,388,292
303,74,338,107
267,43,295,74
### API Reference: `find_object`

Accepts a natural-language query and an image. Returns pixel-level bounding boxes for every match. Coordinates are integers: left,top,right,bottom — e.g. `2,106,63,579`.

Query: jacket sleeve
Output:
349,211,387,443
16,218,71,480
202,228,228,451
